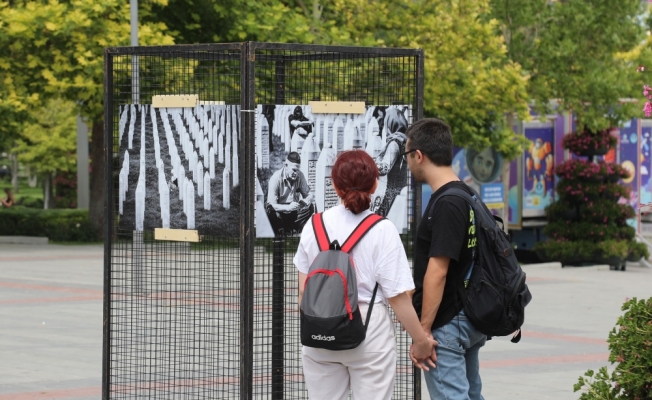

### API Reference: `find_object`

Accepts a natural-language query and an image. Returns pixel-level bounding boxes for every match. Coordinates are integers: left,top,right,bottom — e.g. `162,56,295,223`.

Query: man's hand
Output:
287,202,300,211
409,333,438,371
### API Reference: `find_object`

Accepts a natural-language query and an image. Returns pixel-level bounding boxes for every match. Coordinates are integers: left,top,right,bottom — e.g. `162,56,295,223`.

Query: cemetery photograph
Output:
118,104,241,237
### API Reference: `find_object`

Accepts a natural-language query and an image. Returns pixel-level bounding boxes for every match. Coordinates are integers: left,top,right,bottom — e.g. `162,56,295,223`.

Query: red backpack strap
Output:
341,214,385,253
312,213,331,251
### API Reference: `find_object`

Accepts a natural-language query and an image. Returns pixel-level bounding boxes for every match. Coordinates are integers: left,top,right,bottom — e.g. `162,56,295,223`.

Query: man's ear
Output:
415,149,425,164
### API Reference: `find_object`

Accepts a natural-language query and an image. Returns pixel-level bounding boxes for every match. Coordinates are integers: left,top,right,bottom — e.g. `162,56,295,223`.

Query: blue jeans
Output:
423,310,486,400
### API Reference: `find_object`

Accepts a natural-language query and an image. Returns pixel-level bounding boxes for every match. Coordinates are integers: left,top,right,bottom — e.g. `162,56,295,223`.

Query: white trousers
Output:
302,303,397,400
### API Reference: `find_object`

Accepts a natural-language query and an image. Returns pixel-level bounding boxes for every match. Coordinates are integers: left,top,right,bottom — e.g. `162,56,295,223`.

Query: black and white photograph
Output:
255,104,412,238
117,104,240,237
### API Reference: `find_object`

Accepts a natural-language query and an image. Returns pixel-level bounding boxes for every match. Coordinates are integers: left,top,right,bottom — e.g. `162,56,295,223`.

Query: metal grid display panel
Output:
106,47,244,399
251,45,420,399
105,43,423,400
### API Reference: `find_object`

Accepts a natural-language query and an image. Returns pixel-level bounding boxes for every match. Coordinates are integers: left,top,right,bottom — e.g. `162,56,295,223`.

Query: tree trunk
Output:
43,172,55,209
10,153,19,194
89,119,105,239
27,166,38,188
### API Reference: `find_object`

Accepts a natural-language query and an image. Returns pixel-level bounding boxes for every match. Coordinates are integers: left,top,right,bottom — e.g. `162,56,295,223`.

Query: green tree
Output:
0,0,174,234
152,0,531,160
490,0,644,131
13,99,77,209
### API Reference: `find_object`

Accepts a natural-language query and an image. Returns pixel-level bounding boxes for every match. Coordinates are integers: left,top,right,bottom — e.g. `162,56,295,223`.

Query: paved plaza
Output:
0,242,650,399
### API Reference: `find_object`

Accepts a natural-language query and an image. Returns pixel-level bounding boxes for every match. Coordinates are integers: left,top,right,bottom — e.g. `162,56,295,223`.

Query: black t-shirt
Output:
412,181,477,330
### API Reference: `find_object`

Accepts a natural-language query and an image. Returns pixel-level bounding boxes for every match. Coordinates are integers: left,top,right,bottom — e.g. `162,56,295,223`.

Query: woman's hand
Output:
409,332,437,371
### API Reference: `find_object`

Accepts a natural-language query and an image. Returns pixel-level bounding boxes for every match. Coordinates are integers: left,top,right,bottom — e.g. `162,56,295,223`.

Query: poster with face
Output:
117,104,240,237
452,147,503,192
641,122,652,207
255,104,412,238
523,126,554,217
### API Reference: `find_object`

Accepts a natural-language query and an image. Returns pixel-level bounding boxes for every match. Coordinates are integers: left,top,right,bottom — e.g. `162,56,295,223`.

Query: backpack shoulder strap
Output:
341,214,385,254
311,213,331,252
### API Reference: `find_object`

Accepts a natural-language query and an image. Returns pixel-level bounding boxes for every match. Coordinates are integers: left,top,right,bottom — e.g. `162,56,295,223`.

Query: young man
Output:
404,118,485,400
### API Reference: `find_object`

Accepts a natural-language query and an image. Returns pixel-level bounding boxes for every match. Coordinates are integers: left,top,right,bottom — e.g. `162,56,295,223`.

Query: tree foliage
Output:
0,0,174,230
0,0,174,121
13,98,77,175
490,0,645,131
149,0,531,160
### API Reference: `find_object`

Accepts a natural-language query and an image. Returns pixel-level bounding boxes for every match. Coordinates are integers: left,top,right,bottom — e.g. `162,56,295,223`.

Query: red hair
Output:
331,150,379,214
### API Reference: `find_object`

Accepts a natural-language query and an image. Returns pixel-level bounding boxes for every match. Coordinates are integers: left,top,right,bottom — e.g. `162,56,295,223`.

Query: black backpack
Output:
300,212,384,350
428,186,532,342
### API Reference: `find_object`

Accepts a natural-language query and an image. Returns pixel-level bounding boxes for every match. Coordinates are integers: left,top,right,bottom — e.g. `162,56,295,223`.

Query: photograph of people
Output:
373,106,387,137
374,107,408,216
294,150,436,400
288,105,314,139
265,151,315,236
466,147,501,183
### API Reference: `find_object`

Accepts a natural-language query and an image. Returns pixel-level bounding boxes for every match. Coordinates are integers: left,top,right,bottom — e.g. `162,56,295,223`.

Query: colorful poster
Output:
523,126,555,217
617,119,640,230
454,147,503,192
507,157,521,226
640,122,652,207
255,104,412,238
117,104,240,237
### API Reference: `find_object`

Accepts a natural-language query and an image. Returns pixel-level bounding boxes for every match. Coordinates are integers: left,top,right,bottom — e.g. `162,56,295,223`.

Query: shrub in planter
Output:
578,200,636,225
541,126,643,268
534,239,630,264
556,159,602,181
557,180,631,204
543,221,635,242
574,297,652,399
627,241,650,261
603,163,631,183
533,239,598,262
562,128,619,156
546,200,580,221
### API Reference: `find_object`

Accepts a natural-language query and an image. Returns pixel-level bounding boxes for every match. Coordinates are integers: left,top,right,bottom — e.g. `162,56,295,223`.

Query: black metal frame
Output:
103,41,424,400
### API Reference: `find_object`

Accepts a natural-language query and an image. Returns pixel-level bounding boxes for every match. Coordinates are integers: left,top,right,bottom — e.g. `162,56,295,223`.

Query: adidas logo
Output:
311,334,335,341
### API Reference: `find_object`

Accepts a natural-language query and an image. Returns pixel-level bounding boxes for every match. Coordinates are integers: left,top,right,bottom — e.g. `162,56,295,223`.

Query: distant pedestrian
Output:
1,188,15,208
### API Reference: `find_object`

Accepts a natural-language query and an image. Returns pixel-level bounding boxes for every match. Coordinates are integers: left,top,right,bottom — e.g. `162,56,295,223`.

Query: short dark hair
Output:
286,151,301,164
406,118,453,166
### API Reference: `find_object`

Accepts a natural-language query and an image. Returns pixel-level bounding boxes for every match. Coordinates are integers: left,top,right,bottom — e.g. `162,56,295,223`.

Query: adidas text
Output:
311,335,335,341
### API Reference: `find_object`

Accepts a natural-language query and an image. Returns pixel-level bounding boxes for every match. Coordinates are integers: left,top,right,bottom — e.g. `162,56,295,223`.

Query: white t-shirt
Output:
293,205,415,305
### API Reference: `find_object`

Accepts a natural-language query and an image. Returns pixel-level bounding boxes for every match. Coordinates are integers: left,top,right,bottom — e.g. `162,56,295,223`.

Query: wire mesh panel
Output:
104,42,423,400
250,43,422,400
104,44,246,399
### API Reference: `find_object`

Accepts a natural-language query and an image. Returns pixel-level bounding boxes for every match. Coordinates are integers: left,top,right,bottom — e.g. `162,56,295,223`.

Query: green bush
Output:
0,206,98,242
574,297,652,399
534,239,631,261
544,221,635,242
18,196,44,209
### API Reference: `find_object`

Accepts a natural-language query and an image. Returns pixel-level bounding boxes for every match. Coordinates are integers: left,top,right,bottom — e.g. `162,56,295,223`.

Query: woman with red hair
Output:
294,150,436,400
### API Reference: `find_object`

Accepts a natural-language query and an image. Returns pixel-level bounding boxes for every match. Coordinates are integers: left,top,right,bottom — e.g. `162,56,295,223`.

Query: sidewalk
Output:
0,243,650,399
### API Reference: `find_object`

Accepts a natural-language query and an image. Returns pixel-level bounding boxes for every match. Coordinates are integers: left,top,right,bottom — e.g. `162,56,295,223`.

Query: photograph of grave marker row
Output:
117,104,241,237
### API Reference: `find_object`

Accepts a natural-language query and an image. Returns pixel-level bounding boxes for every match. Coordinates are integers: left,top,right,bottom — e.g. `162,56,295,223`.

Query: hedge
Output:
0,206,98,242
